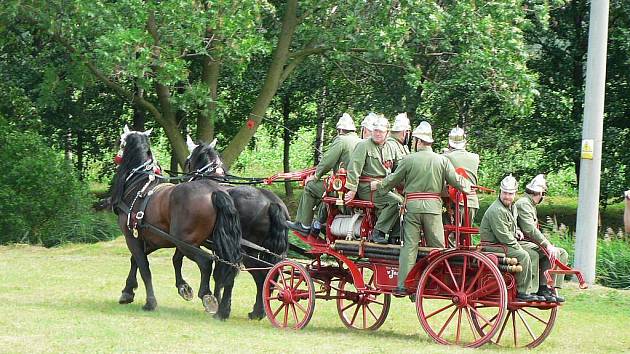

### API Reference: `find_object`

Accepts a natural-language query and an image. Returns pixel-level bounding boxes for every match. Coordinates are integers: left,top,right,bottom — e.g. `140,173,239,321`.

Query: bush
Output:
543,219,630,289
0,117,119,246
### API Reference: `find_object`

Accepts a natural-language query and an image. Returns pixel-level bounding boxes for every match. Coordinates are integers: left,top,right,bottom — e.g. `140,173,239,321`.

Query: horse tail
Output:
261,203,288,263
211,190,242,284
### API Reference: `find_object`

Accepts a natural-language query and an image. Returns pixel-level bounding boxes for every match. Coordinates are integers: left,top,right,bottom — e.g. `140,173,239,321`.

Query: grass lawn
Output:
1,238,629,353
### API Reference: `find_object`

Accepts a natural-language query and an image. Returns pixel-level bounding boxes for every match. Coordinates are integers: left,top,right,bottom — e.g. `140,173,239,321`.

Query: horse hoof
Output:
142,298,157,311
178,284,194,301
118,292,135,304
202,295,219,314
213,312,228,321
248,312,265,320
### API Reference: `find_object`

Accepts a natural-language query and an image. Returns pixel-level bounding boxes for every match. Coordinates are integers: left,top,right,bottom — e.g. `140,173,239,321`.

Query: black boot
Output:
536,285,557,303
287,221,310,235
371,229,387,244
516,292,539,302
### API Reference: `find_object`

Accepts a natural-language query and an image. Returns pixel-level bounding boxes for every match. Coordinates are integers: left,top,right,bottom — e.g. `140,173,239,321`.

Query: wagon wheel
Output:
263,260,315,329
416,250,507,348
470,304,558,348
336,265,391,330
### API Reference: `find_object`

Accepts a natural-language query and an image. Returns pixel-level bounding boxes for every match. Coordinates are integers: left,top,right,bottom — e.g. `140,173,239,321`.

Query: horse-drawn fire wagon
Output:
261,168,587,348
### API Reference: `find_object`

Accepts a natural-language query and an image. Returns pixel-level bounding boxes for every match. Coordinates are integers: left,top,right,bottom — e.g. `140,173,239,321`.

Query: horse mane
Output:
111,133,153,209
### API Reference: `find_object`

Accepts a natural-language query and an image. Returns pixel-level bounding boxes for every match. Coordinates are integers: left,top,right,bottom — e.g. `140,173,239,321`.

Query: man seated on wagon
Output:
479,175,543,302
442,126,480,224
287,113,361,235
360,112,378,139
515,174,567,302
386,113,411,167
344,115,402,244
371,121,471,294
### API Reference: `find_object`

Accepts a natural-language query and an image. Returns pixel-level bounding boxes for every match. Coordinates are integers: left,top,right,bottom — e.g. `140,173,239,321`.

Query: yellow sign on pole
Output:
581,139,594,159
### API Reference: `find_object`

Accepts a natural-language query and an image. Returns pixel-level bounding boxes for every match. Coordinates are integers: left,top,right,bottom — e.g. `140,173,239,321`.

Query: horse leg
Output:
214,263,236,321
248,269,267,320
119,255,138,304
125,235,157,311
172,249,194,301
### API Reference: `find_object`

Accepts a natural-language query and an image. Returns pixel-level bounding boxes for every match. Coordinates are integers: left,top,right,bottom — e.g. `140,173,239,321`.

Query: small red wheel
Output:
263,260,315,329
416,250,507,348
336,265,391,330
471,304,558,348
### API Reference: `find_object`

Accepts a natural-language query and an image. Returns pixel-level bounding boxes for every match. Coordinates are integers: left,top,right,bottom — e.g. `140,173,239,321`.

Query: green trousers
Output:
398,212,444,289
483,244,534,294
357,184,402,237
295,180,325,226
520,241,568,290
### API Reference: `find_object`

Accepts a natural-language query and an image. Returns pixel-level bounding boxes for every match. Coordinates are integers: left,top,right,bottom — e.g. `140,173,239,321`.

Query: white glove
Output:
546,244,560,260
516,230,525,241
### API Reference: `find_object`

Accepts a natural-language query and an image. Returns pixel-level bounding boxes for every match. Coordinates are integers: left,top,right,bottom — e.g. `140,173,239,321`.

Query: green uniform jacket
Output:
313,132,361,181
346,138,395,192
378,146,471,214
479,198,520,249
443,148,480,208
515,194,550,247
386,136,410,170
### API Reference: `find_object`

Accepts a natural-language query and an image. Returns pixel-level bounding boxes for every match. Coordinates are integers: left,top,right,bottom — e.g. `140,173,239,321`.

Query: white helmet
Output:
411,121,433,143
500,174,518,193
448,126,466,150
526,174,547,193
372,115,389,132
391,112,411,132
361,112,378,131
335,113,356,131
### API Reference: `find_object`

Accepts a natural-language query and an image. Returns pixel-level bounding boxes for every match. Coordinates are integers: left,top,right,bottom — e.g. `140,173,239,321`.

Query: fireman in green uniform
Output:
360,112,378,139
479,175,542,302
387,112,411,165
344,115,402,244
515,174,567,302
288,113,361,234
372,121,471,293
443,127,480,224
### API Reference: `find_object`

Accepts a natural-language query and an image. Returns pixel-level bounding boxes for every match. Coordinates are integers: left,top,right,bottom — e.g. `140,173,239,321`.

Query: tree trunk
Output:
132,84,146,131
314,93,326,165
76,128,84,180
282,94,293,197
221,0,299,168
64,128,73,165
198,55,220,143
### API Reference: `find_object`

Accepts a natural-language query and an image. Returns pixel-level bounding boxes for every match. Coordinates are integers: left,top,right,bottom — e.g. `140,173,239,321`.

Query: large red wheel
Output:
263,260,315,329
416,250,507,348
336,265,391,330
471,304,557,348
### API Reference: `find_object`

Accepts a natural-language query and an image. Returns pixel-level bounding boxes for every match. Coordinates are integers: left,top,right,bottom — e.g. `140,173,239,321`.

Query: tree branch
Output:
51,33,164,124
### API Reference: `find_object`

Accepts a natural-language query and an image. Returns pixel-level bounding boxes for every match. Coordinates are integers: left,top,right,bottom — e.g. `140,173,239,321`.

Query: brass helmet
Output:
411,121,433,143
335,113,356,131
448,126,466,150
391,112,411,132
361,112,378,131
526,174,547,193
372,115,390,132
500,174,518,193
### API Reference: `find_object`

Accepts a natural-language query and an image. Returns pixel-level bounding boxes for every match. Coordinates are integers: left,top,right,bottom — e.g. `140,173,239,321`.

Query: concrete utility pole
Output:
574,0,609,284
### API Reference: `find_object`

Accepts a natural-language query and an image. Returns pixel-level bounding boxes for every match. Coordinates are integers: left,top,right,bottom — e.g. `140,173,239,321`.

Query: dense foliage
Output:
0,117,118,246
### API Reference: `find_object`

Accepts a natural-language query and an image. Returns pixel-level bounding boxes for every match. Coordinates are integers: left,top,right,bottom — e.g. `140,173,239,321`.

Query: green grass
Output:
1,239,629,353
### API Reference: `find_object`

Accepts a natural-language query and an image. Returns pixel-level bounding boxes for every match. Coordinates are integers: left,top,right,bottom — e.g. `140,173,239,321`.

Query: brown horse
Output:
111,127,242,320
182,137,289,320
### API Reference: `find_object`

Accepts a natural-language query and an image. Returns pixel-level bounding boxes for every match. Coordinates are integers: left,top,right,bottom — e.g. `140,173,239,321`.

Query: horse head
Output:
184,135,225,176
111,125,156,210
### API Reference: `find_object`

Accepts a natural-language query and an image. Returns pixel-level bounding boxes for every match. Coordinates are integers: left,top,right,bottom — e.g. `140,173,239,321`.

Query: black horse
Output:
181,137,289,320
111,127,242,320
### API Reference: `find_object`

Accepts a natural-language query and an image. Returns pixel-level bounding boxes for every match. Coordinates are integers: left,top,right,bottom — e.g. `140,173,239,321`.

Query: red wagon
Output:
262,169,587,348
